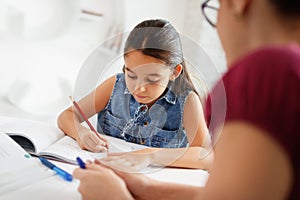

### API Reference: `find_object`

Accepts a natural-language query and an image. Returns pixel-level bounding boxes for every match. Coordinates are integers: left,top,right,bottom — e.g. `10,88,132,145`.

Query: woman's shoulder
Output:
217,45,300,179
230,44,300,74
212,44,300,147
222,44,300,97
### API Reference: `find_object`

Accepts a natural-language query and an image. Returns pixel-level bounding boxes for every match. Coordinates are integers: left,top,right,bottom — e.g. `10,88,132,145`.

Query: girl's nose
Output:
139,86,146,92
134,82,146,93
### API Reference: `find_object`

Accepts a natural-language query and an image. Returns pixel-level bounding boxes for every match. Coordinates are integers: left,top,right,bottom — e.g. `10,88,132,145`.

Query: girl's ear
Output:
170,64,183,81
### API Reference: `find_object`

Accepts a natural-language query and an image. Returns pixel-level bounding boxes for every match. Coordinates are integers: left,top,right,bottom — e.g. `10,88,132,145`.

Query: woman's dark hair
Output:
270,0,300,18
123,19,199,98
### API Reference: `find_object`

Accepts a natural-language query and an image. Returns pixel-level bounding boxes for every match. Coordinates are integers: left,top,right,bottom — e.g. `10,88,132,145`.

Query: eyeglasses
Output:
201,0,219,28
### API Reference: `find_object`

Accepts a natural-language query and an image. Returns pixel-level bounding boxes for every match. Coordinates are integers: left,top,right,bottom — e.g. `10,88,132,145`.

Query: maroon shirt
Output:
205,44,300,199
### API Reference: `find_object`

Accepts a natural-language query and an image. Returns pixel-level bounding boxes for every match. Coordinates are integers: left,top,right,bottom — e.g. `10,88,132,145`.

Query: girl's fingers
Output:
87,134,107,152
84,138,105,152
89,132,107,146
98,133,109,142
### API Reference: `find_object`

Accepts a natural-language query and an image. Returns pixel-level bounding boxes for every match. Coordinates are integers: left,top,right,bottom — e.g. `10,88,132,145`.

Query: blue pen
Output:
76,157,86,169
39,157,73,182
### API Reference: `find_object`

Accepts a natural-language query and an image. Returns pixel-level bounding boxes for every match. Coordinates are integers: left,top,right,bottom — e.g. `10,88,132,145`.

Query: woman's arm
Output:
74,121,293,200
118,170,202,200
113,121,293,200
74,161,203,200
73,163,134,200
57,75,116,152
202,121,293,199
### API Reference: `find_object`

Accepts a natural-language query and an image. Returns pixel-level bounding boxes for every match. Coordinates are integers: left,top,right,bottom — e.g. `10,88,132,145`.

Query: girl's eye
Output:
147,78,160,83
126,73,137,79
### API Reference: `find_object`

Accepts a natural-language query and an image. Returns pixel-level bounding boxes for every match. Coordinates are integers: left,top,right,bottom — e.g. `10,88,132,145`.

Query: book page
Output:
38,135,147,165
0,119,64,153
38,136,105,165
0,118,147,165
0,133,53,194
106,135,147,152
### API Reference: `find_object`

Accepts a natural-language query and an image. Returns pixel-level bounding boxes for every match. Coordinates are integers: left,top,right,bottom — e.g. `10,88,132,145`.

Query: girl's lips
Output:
135,94,147,99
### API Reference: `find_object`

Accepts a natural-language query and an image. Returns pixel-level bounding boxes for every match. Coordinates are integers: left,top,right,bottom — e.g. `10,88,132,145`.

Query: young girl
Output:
58,19,213,170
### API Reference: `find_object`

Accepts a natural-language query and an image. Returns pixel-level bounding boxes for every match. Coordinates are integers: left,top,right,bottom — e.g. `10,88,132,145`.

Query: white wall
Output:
0,0,118,121
122,0,226,88
123,0,187,32
0,0,226,122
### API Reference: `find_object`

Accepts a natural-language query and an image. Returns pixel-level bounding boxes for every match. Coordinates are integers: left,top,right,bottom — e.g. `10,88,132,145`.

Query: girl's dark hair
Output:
123,19,199,97
270,0,300,18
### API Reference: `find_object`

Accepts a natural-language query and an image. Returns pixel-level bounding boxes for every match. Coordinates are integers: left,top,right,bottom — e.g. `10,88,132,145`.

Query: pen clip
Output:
76,157,86,169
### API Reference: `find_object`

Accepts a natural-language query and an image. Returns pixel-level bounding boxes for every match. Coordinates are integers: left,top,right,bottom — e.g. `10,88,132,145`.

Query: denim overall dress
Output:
97,73,191,148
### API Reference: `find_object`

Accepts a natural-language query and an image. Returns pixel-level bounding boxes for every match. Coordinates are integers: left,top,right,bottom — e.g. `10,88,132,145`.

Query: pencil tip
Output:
69,96,73,102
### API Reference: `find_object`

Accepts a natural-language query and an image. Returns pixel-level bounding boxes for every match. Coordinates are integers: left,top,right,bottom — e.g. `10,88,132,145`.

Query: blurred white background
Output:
0,0,225,124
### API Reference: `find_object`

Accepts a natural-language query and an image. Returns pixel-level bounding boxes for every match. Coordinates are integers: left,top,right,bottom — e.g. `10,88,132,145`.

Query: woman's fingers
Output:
73,163,111,180
107,152,125,156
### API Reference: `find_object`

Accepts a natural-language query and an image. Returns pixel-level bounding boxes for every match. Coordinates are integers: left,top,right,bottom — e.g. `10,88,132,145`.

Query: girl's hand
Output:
76,126,108,152
73,163,134,200
100,152,154,172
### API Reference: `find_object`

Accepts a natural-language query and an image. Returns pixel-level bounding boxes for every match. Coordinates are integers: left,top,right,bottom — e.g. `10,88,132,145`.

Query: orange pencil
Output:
69,96,97,133
69,96,109,150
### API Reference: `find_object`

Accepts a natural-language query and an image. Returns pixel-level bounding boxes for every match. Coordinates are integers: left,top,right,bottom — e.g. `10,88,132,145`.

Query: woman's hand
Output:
95,159,159,200
100,151,154,172
76,126,108,152
73,163,134,200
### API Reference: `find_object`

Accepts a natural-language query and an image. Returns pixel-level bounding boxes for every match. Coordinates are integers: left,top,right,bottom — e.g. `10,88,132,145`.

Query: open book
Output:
0,133,53,194
0,119,146,165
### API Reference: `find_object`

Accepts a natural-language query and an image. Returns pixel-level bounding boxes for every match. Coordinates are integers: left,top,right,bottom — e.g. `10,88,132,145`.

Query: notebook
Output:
0,119,146,165
0,133,53,194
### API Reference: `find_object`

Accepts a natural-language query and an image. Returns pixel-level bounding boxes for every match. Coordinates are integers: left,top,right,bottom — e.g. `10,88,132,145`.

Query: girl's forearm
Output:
165,147,213,170
136,147,214,170
153,147,213,170
57,109,82,141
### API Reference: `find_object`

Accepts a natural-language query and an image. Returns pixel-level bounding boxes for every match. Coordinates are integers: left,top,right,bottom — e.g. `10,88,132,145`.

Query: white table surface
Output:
0,116,209,200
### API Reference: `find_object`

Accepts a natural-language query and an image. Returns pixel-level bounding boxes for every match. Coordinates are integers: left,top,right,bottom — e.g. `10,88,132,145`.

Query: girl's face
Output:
124,50,174,106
